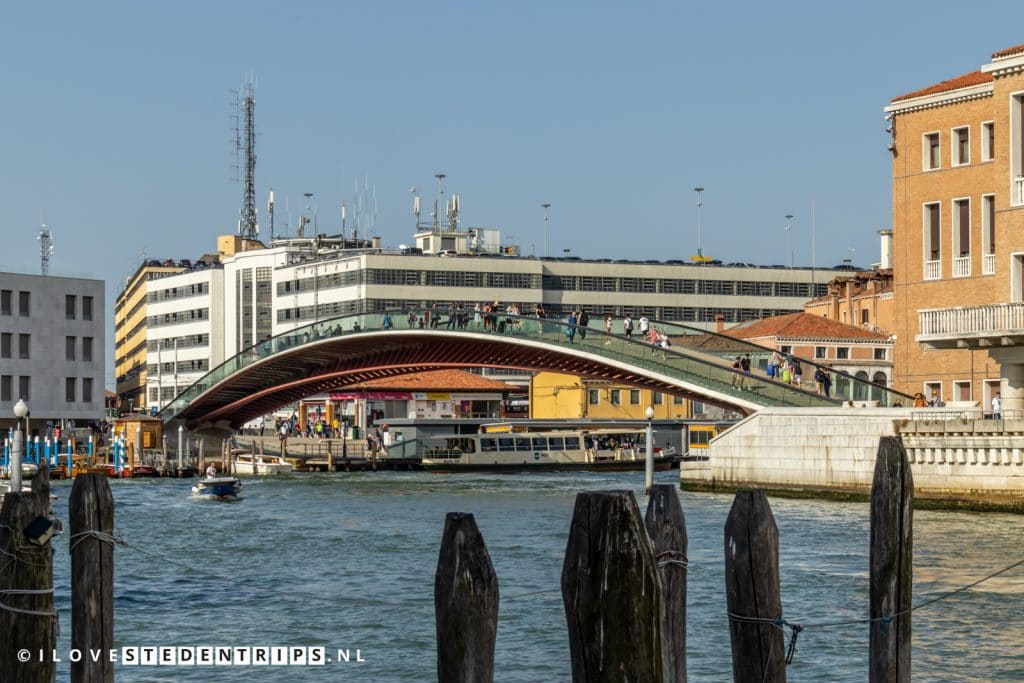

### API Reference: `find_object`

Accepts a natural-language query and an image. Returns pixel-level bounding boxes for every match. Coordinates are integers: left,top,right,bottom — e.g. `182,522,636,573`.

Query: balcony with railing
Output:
1016,176,1024,206
924,259,941,280
918,302,1024,349
983,252,996,275
953,256,971,278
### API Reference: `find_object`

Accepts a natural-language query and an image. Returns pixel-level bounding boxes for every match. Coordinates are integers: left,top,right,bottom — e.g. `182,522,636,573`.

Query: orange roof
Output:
993,44,1024,59
722,312,891,342
343,369,517,392
891,70,992,103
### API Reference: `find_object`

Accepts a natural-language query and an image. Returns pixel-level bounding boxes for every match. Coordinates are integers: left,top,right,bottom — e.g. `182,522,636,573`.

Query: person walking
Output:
566,310,577,343
604,315,613,344
577,308,589,340
992,392,1002,419
739,354,752,389
638,315,650,342
623,314,634,339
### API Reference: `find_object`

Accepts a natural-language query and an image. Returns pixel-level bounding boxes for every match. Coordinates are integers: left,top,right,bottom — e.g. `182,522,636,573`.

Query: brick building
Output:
886,45,1024,410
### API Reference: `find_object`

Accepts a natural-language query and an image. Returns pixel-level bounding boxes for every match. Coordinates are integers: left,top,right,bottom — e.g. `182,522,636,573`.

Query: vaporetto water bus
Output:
419,427,677,473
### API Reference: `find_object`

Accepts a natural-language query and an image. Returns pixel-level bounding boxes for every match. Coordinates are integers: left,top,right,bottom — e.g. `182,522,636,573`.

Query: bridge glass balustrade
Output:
161,310,910,421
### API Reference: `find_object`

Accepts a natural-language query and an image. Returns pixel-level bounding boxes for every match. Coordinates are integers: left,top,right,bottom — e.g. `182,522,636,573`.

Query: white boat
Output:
232,453,293,475
191,476,242,499
420,426,677,473
0,462,39,479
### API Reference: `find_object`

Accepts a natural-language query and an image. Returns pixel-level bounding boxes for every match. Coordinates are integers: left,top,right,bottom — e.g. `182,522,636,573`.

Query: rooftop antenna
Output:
411,186,421,228
340,201,347,241
541,203,551,257
692,187,707,262
434,172,446,232
299,192,313,238
267,187,275,238
233,76,259,240
38,224,54,275
448,193,460,231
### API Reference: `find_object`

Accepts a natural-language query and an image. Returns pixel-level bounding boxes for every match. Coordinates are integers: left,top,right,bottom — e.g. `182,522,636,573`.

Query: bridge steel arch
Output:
168,329,770,431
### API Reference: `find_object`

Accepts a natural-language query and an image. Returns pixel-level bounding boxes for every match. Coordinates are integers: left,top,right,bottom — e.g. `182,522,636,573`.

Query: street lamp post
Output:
541,203,551,258
694,187,704,259
11,398,28,491
784,214,794,268
644,405,655,494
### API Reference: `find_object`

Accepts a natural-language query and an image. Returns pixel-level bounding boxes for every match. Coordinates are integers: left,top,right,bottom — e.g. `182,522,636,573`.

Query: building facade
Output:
887,45,1024,410
0,272,105,429
529,371,697,420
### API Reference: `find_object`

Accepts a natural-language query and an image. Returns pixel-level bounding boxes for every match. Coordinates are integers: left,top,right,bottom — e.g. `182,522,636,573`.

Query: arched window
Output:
872,372,887,386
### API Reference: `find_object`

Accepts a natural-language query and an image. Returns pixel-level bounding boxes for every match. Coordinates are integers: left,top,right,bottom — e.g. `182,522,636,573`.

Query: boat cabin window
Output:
481,437,497,452
548,437,565,451
514,436,531,451
564,436,581,450
532,437,547,450
689,428,714,448
498,437,516,452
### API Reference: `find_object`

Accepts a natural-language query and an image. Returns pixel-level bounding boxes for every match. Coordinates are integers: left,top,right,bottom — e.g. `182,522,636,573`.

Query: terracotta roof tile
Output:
344,369,517,391
993,44,1024,59
891,70,992,103
722,312,891,342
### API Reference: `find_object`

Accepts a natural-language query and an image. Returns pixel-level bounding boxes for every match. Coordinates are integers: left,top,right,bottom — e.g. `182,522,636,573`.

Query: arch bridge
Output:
160,311,909,432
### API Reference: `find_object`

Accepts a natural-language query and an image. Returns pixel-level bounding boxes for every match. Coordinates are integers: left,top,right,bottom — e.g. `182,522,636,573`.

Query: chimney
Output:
371,236,382,249
877,229,893,270
715,314,726,333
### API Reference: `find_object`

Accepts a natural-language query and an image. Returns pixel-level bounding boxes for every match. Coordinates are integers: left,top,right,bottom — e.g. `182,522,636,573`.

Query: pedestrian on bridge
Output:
566,311,577,343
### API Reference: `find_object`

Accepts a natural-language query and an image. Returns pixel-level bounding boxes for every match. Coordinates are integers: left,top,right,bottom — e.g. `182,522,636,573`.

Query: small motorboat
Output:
191,476,242,500
233,453,293,475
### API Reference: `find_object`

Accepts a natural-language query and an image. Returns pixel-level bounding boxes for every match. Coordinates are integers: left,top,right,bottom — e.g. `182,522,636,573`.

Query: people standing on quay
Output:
992,392,1002,419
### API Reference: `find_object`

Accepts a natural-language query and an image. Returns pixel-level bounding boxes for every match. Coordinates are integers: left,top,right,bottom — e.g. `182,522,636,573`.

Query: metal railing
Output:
1015,176,1024,206
924,260,941,280
953,256,971,278
983,253,996,275
160,310,914,422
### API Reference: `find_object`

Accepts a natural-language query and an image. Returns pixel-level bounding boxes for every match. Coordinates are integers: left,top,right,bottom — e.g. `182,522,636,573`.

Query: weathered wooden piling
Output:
70,473,115,683
562,490,664,682
0,467,57,682
434,512,498,682
724,489,785,683
645,484,688,683
870,436,913,683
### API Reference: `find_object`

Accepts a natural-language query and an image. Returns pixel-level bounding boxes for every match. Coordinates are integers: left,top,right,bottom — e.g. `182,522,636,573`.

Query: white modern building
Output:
1,271,105,431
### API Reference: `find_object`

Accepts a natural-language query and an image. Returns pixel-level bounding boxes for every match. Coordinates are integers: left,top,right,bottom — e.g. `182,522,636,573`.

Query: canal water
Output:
46,471,1024,682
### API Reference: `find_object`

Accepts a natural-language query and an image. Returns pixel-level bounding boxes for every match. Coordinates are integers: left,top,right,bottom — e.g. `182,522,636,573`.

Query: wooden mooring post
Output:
645,484,688,683
434,512,498,682
724,489,785,683
870,436,913,683
562,490,664,682
0,467,57,682
69,473,115,683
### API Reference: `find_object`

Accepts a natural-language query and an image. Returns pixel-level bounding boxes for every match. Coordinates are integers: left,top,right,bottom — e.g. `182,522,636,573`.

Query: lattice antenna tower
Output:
234,77,259,240
38,225,54,275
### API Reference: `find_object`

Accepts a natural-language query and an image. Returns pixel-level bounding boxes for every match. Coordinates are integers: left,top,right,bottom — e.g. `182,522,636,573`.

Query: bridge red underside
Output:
176,333,740,429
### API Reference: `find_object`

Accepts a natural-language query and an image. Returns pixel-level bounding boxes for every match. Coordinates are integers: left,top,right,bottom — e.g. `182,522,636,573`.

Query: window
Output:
82,378,93,403
982,121,994,162
19,376,29,401
83,296,94,321
982,194,996,274
588,389,599,405
610,389,621,406
874,347,887,360
923,132,940,170
861,309,870,324
673,395,684,405
924,202,941,279
65,295,76,320
953,198,971,277
18,291,29,316
836,347,850,360
780,345,792,355
814,346,826,359
1013,94,1024,205
952,127,969,165
629,389,640,405
65,378,76,403
18,334,29,359
0,290,10,315
653,391,663,405
0,333,9,359
0,375,10,401
83,337,93,362
66,336,76,361
953,381,971,402
924,381,942,404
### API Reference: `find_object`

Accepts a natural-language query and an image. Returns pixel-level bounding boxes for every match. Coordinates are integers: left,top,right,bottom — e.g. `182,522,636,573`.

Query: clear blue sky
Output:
1,2,1020,387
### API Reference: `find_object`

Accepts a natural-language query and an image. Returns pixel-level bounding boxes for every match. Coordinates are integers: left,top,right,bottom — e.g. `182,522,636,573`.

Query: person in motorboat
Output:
206,464,217,479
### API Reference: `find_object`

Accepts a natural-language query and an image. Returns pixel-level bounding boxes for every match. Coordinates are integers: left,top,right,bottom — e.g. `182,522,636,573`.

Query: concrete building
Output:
886,44,1024,410
1,271,105,430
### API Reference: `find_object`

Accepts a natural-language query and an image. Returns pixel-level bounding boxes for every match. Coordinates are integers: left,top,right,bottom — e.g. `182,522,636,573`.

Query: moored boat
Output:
233,453,293,475
191,476,242,499
420,427,676,473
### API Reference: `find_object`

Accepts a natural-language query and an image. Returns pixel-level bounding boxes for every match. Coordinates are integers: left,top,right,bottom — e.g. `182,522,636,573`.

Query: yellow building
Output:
114,260,186,412
529,371,691,420
886,45,1024,409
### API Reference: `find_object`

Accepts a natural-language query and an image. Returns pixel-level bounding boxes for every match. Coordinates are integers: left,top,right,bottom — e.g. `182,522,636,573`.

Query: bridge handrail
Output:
160,309,906,422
